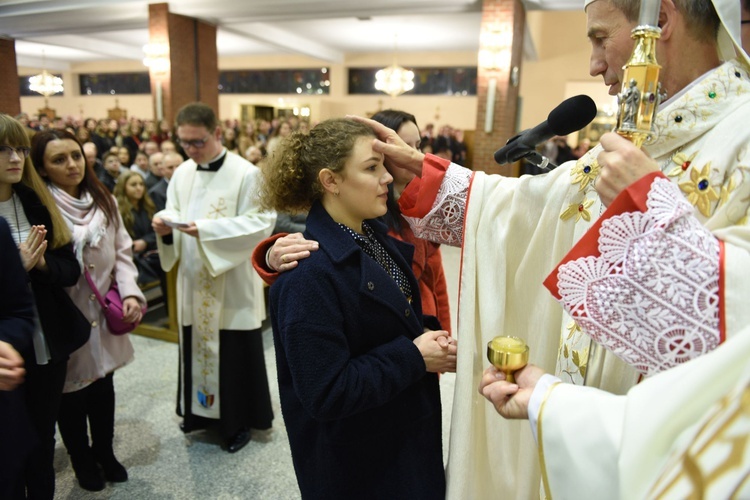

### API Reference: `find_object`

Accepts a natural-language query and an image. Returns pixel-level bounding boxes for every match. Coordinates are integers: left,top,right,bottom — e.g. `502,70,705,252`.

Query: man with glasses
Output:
152,102,277,454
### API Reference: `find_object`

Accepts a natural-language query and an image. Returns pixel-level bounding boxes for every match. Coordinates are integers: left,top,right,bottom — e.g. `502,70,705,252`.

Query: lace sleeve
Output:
556,177,721,376
402,164,472,247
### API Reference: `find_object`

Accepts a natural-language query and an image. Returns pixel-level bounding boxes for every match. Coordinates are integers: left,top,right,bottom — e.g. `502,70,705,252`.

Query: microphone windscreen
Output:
548,95,598,136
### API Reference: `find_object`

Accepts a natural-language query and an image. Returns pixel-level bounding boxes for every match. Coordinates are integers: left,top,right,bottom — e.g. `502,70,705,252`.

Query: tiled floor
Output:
52,245,461,499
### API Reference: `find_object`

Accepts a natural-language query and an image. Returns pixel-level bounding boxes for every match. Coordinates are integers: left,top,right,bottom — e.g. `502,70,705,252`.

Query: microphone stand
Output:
521,151,557,172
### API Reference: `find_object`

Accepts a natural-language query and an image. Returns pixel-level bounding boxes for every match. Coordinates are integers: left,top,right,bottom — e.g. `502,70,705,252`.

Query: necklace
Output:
11,192,22,244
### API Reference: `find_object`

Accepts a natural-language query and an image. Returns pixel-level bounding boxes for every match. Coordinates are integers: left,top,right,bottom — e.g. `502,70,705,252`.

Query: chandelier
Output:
375,64,415,98
374,35,414,98
143,43,170,75
28,70,64,98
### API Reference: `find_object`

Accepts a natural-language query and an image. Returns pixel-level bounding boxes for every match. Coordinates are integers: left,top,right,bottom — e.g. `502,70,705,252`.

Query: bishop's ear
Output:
656,0,677,40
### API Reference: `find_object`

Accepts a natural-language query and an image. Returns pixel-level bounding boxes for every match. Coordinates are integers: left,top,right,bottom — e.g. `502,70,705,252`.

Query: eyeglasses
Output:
742,20,750,25
0,145,31,159
177,135,211,149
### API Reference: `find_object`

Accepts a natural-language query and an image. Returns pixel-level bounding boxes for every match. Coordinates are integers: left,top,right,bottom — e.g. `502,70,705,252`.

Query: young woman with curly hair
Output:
257,118,456,499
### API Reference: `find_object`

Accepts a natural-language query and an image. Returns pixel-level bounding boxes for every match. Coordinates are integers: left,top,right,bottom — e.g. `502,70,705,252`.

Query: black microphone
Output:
494,95,597,165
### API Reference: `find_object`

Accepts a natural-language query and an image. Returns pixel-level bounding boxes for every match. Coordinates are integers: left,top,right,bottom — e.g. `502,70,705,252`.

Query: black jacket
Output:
15,184,90,362
0,216,36,494
270,202,445,499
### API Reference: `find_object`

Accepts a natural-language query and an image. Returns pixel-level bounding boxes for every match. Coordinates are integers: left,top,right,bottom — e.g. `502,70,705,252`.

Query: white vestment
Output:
399,60,750,498
156,152,275,418
538,325,750,499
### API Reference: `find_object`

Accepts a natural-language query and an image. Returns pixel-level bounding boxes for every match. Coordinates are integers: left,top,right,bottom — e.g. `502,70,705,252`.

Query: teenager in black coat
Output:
259,119,456,499
0,216,36,500
1,114,90,499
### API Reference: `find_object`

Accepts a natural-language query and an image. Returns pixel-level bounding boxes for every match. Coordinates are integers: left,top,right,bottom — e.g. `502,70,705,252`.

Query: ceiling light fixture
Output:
143,43,170,75
28,51,64,104
375,35,414,98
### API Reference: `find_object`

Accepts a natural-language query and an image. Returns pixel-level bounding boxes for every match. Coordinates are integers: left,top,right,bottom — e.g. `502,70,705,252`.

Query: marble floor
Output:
52,245,461,499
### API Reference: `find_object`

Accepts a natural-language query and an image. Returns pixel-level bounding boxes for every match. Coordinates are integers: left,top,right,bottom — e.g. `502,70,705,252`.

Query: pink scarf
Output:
49,184,108,267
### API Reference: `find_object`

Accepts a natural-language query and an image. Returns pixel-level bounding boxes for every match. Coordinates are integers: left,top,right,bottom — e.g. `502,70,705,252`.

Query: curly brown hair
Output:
259,118,375,213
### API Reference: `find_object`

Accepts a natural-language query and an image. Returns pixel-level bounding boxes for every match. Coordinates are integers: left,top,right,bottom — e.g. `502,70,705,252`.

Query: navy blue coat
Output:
0,216,36,497
270,201,445,500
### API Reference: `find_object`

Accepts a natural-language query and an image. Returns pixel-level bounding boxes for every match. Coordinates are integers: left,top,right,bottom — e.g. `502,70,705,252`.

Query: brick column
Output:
148,3,219,124
473,0,525,176
0,39,21,116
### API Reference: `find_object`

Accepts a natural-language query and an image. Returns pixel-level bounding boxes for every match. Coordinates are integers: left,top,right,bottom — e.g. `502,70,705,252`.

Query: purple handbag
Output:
84,269,145,335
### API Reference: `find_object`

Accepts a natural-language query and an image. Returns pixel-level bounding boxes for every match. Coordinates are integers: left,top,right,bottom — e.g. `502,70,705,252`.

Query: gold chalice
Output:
487,336,529,384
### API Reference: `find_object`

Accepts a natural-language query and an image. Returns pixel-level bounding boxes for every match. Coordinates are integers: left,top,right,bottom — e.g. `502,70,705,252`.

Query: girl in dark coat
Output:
259,118,456,499
0,113,90,499
0,217,36,500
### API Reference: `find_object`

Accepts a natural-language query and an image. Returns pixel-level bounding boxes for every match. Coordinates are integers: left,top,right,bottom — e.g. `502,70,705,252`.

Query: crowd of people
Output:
2,0,750,498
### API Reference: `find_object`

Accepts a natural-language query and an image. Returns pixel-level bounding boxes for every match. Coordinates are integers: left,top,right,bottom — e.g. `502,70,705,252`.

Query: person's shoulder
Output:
227,151,259,171
13,183,40,204
171,160,195,179
273,245,331,288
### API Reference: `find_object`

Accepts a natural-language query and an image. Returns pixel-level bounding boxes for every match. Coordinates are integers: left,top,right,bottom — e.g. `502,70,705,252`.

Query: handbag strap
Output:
83,267,108,310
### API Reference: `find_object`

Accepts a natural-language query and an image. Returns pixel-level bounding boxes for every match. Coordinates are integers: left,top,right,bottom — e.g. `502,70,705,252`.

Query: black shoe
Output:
97,455,128,483
226,429,251,453
70,453,105,492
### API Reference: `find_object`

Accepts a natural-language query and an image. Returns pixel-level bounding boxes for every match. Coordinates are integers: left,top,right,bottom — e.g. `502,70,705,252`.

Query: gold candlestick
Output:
487,336,529,384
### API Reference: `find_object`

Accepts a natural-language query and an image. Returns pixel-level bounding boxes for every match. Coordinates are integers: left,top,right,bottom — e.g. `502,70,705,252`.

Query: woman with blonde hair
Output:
0,114,90,498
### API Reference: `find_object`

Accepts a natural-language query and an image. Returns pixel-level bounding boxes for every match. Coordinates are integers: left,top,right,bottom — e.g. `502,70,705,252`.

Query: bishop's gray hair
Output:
608,0,720,42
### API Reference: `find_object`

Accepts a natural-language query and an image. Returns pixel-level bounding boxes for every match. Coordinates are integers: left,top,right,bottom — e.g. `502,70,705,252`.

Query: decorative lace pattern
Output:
403,163,472,247
556,177,720,376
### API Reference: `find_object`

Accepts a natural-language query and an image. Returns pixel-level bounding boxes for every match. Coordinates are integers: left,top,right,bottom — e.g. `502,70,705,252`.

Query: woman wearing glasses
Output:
31,128,145,492
0,114,90,499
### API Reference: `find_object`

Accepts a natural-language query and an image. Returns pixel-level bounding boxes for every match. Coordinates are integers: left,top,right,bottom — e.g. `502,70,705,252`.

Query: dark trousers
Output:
23,359,67,500
0,386,34,500
57,373,118,462
178,326,274,439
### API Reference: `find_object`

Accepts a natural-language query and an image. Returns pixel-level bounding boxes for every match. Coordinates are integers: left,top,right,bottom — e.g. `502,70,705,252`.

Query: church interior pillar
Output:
0,38,21,116
473,0,525,176
147,3,219,125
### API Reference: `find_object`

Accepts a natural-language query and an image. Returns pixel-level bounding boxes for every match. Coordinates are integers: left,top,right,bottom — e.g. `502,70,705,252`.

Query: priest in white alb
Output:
153,102,276,454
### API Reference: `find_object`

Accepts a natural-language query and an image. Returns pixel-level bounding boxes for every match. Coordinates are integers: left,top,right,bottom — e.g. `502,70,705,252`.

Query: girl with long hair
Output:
371,109,452,333
31,129,145,492
0,114,90,499
113,171,161,285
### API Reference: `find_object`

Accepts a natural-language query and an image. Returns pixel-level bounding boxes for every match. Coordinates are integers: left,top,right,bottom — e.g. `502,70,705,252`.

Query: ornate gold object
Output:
487,336,529,384
616,2,663,148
